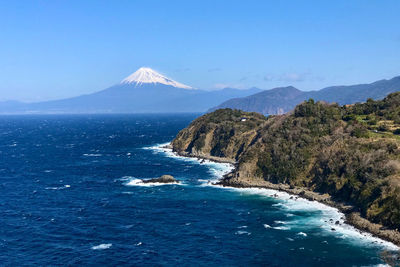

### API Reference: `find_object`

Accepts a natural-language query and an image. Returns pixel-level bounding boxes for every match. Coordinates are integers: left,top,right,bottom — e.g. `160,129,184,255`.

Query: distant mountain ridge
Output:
210,76,400,114
0,68,261,114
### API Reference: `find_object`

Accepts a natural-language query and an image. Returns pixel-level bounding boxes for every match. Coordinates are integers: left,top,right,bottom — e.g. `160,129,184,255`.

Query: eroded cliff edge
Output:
172,93,400,246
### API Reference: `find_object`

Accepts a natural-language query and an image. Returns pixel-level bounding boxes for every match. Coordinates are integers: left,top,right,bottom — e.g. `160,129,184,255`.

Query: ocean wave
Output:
45,185,71,190
235,230,251,235
297,232,307,237
121,177,182,187
272,226,290,230
143,142,234,183
91,243,112,250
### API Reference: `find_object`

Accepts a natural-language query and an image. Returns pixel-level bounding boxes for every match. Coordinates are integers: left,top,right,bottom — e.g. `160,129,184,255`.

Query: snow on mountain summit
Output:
121,67,194,89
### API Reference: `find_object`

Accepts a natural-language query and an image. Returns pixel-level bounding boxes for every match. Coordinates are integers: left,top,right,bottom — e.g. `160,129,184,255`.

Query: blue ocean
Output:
0,114,397,266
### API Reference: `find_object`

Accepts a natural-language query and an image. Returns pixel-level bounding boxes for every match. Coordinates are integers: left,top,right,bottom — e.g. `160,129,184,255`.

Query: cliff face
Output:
171,109,266,163
172,93,400,230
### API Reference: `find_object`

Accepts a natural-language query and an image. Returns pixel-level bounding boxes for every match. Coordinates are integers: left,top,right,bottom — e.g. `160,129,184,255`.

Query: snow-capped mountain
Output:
0,67,261,113
121,67,194,89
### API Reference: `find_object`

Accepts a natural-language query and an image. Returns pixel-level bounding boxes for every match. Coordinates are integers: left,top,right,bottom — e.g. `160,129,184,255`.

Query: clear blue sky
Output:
0,0,399,102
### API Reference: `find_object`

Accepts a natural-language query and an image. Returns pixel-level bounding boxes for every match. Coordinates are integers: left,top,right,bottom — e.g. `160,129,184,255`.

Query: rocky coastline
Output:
170,96,400,249
218,172,400,247
173,148,400,247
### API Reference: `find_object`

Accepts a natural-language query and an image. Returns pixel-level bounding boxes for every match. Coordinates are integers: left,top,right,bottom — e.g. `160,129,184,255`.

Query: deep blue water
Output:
0,114,396,266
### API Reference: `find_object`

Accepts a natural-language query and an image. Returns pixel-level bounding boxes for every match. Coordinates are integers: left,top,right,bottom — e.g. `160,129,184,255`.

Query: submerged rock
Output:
141,175,178,184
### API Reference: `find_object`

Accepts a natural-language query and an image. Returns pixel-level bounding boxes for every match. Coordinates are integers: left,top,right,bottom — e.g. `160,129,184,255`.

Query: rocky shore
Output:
172,142,400,247
217,173,400,247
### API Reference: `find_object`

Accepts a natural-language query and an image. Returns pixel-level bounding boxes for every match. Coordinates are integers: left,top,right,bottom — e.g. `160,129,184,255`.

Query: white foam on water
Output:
274,220,288,224
143,142,234,184
121,176,182,187
236,230,251,235
263,224,272,229
45,185,70,190
91,243,112,250
219,186,398,251
297,232,307,237
83,153,102,157
272,226,291,230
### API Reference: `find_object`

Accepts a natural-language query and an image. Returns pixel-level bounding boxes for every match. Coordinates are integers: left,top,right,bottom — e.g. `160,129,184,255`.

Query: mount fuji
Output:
0,67,261,114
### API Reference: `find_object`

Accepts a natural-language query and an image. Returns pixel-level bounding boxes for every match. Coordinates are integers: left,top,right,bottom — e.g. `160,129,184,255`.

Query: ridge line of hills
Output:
209,76,400,115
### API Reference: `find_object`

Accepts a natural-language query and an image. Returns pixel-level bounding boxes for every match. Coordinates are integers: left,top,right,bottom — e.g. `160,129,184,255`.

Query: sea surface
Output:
0,114,397,266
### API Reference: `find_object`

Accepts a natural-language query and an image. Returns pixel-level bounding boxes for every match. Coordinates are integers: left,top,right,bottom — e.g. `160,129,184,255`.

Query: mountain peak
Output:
121,67,194,89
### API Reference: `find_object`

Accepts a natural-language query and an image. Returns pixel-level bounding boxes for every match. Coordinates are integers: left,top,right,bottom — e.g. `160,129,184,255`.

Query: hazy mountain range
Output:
1,68,399,114
210,76,400,114
0,67,261,114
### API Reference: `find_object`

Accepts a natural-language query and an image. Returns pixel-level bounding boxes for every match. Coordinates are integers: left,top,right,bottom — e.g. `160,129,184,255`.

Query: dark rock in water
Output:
142,175,178,184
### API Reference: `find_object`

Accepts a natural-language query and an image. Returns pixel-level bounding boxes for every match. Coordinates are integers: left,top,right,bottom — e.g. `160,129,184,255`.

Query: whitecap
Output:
272,226,290,230
91,243,112,250
45,186,65,190
83,153,102,157
235,230,251,235
123,177,181,187
297,232,307,237
263,224,272,229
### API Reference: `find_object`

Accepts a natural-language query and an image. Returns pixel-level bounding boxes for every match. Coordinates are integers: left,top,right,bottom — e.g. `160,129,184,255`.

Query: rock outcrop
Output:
142,175,178,184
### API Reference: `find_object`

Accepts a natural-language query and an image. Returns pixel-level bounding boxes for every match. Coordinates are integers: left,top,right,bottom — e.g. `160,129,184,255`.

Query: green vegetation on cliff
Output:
172,92,400,229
